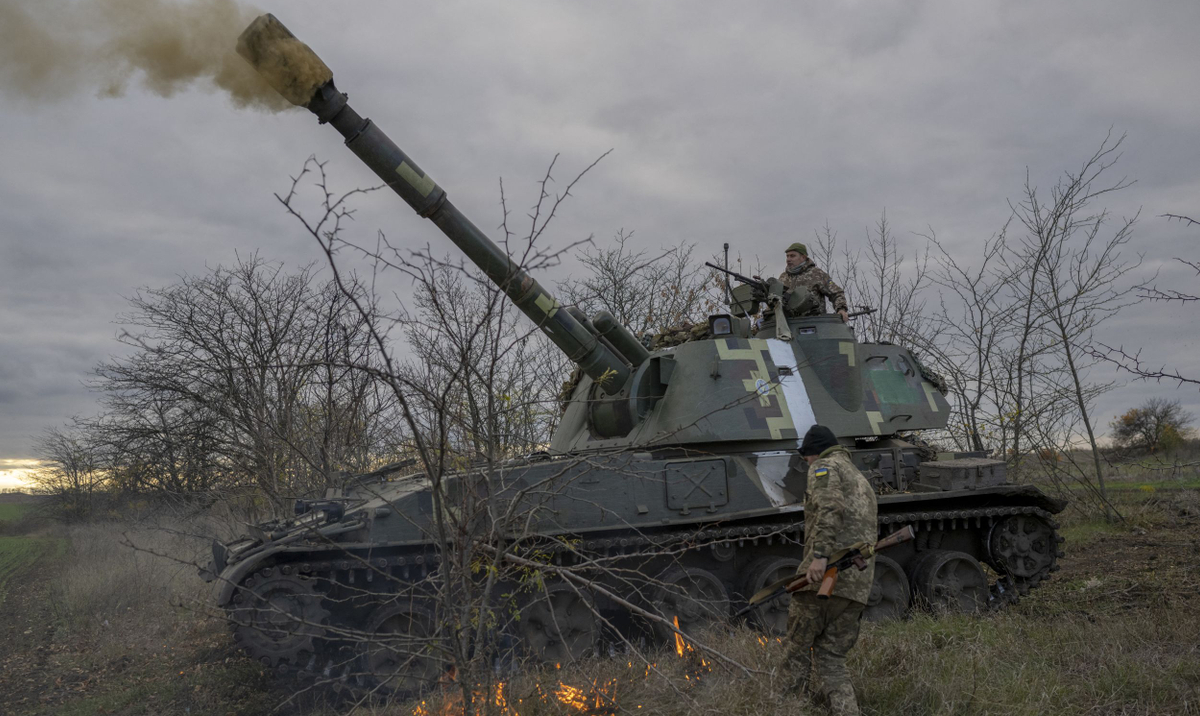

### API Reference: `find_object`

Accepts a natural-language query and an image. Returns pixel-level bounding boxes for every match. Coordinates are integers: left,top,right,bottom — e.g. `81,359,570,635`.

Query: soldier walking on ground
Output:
784,425,878,716
779,242,849,322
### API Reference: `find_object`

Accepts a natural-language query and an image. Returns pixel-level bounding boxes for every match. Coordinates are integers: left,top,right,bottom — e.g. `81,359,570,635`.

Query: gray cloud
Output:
1,0,1197,459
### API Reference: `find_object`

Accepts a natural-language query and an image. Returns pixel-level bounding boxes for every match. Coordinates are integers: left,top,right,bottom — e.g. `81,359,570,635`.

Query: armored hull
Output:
212,446,1063,684
212,14,1067,693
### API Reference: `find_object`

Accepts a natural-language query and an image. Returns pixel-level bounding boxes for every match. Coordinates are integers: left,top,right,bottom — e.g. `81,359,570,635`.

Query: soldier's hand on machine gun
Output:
837,309,849,323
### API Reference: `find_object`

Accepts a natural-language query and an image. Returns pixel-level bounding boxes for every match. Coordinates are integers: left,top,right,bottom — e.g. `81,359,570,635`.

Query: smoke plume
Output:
0,0,291,111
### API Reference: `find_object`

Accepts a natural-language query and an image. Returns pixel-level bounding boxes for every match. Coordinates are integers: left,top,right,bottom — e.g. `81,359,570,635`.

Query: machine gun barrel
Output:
704,261,766,291
236,14,631,393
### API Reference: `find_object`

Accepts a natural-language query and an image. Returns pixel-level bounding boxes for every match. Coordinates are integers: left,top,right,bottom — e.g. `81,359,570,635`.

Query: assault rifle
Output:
736,525,915,617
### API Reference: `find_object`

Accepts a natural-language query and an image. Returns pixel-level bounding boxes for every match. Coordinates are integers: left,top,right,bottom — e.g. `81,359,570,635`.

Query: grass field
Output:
0,497,60,606
0,476,1197,715
394,483,1200,716
0,501,30,523
0,536,65,607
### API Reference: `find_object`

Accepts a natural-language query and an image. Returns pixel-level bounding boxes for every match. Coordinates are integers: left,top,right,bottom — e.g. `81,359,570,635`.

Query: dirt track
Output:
0,538,71,715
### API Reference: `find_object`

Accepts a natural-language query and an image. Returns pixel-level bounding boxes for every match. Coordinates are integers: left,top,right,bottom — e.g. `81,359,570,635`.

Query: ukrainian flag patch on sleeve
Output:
813,468,829,477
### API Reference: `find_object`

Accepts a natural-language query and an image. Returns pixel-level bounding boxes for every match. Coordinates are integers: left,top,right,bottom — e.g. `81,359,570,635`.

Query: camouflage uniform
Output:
778,260,848,317
784,445,878,716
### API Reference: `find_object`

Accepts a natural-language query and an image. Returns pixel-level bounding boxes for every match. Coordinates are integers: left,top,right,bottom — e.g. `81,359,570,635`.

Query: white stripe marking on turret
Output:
766,338,816,448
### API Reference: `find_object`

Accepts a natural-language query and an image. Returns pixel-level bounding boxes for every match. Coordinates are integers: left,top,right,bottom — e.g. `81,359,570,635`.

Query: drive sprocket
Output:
230,568,330,669
988,514,1063,597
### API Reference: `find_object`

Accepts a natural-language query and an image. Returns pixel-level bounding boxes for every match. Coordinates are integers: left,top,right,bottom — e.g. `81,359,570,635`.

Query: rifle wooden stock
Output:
817,567,838,599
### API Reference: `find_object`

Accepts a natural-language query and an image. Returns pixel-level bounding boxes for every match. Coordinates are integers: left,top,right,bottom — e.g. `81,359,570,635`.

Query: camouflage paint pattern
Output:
549,316,950,453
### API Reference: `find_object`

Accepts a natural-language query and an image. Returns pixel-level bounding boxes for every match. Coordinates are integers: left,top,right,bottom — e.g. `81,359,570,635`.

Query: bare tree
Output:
804,138,1146,510
399,255,569,461
29,426,107,518
259,154,765,712
1089,213,1199,389
274,155,594,704
921,229,1012,452
85,256,401,505
557,230,720,337
1012,132,1140,519
86,396,225,496
850,212,933,347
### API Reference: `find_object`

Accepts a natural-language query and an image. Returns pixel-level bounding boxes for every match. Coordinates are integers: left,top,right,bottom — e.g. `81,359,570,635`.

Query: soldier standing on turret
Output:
784,424,878,716
780,242,849,322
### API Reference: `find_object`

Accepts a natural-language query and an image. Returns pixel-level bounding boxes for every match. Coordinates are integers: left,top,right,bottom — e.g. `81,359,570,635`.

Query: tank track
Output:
229,504,1062,685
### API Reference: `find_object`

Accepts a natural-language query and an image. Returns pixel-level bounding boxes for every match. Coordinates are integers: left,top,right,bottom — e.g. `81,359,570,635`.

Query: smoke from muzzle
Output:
0,0,291,111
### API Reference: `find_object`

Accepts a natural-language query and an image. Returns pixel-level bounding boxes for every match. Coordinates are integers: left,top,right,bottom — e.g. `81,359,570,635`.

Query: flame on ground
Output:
673,616,688,658
412,617,732,715
671,615,711,677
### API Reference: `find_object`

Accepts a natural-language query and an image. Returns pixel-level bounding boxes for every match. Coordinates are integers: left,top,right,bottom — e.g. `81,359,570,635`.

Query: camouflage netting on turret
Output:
913,355,949,395
558,365,584,413
647,322,711,349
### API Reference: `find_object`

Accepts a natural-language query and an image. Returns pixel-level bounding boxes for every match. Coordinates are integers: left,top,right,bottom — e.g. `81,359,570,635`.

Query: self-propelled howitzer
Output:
211,14,1066,693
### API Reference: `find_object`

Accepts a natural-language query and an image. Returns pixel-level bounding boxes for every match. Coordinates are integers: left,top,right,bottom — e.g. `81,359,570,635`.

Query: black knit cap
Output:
800,425,839,456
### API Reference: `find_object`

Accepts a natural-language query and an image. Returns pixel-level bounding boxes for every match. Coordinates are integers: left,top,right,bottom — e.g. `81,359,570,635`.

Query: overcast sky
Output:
1,0,1197,480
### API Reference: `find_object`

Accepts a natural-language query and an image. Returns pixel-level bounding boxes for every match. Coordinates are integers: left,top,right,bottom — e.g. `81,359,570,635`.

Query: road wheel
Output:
357,599,444,697
743,556,802,635
518,581,598,664
989,514,1059,581
231,570,329,669
864,555,911,622
910,550,988,614
651,566,729,642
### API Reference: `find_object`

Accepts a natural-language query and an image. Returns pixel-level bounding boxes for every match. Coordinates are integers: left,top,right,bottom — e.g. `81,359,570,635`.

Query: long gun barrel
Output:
236,14,632,394
704,261,766,292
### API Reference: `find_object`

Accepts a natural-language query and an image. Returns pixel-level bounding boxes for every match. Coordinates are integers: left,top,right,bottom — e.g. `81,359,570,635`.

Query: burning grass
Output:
1,487,1198,715
399,633,734,716
357,489,1200,716
382,605,1199,716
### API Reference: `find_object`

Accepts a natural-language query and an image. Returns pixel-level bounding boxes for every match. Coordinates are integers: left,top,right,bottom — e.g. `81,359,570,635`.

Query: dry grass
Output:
50,521,201,634
2,483,1198,715
356,605,1200,716
0,501,281,716
46,491,273,636
358,487,1200,716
